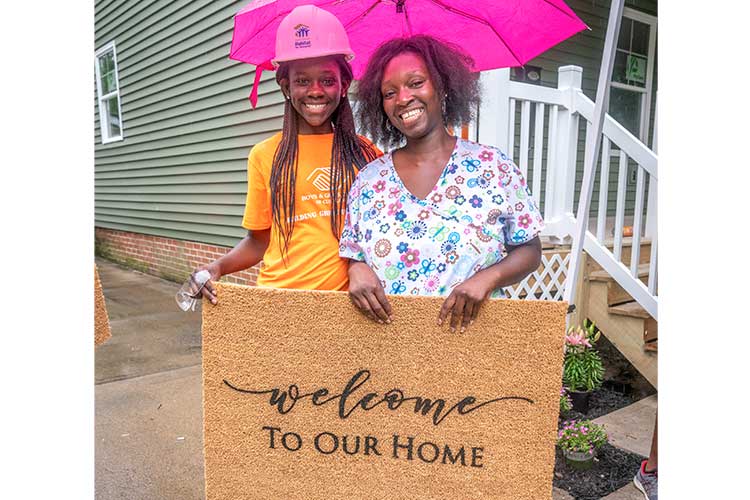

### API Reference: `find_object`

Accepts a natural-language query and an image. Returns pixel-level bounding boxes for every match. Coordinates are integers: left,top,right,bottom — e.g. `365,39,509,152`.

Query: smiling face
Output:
380,52,443,141
280,56,349,134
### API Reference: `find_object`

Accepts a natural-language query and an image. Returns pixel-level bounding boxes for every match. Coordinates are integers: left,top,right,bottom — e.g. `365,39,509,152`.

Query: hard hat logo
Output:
294,23,312,49
294,24,311,38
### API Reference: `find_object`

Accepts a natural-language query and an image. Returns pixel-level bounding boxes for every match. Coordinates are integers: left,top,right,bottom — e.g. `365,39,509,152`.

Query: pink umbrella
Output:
231,0,588,106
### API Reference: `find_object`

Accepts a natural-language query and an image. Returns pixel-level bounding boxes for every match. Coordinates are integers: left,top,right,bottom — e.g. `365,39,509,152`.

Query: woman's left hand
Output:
437,237,542,332
438,271,495,333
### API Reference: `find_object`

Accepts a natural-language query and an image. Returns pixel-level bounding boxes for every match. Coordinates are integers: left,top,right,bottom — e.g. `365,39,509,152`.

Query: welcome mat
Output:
94,265,111,347
203,283,567,499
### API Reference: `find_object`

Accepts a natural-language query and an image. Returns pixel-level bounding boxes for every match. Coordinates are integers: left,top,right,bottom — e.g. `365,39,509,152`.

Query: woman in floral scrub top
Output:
340,35,543,332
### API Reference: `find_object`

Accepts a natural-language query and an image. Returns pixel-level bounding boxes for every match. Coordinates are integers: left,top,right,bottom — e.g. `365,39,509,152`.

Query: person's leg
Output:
645,414,657,472
634,412,658,500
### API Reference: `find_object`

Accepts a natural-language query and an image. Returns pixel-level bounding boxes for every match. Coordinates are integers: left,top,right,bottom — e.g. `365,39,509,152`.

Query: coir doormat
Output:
203,283,567,500
94,265,111,347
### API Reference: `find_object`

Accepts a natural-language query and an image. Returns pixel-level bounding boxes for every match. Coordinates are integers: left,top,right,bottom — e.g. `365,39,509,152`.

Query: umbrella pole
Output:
562,0,625,319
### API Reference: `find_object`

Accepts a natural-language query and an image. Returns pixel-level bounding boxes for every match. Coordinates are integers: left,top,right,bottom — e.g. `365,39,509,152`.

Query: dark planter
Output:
569,390,591,414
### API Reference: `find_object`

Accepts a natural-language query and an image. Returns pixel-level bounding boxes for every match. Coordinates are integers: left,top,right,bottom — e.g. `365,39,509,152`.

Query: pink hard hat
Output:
271,4,354,66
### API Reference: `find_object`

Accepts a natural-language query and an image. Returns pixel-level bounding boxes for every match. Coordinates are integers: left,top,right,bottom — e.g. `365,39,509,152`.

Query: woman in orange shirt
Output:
192,5,379,303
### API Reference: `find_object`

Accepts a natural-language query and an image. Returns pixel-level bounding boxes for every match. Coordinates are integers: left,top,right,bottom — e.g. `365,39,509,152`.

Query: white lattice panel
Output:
505,253,570,301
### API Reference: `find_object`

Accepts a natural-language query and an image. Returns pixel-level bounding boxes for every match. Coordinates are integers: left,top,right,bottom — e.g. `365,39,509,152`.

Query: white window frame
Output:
95,41,124,143
609,8,657,146
607,8,657,186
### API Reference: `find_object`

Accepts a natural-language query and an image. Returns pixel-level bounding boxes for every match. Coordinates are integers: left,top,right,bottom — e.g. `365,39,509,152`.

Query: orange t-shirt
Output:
242,132,381,291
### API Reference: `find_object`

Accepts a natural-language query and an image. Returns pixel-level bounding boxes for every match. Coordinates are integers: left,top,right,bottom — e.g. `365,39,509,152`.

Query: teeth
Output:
399,108,424,122
305,103,326,110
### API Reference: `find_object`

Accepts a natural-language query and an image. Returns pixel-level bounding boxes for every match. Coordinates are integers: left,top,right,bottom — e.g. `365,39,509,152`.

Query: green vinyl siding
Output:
95,0,279,247
510,0,657,222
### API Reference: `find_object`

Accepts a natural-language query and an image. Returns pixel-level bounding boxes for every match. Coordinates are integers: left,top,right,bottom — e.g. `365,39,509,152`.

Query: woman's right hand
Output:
347,260,393,324
192,261,222,305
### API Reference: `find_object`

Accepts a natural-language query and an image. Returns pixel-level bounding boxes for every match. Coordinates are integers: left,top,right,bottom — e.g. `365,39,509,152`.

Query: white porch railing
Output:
478,66,658,320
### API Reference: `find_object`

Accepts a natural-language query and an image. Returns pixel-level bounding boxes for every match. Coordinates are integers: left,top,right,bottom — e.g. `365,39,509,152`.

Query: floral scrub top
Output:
339,138,544,298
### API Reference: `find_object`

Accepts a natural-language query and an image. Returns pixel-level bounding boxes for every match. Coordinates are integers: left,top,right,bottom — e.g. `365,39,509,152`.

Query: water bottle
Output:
175,269,211,312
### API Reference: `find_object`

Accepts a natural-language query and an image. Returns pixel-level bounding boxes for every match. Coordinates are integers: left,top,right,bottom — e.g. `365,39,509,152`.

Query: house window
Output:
609,9,656,146
95,41,123,143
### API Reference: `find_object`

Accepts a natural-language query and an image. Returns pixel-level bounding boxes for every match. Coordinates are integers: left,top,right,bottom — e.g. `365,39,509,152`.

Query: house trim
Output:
620,7,657,146
95,40,124,144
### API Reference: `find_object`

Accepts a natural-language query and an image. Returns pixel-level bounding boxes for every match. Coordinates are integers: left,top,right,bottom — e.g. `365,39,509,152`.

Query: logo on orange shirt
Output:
306,167,330,192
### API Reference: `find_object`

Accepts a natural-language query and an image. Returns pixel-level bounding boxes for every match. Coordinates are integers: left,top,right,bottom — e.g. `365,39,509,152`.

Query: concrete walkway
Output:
95,259,204,499
95,258,651,500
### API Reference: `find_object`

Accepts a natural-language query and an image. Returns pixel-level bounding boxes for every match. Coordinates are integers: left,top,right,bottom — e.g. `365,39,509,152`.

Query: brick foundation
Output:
95,227,260,285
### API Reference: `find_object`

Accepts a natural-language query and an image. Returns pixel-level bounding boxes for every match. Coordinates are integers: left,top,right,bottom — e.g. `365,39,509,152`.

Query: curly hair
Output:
356,35,481,149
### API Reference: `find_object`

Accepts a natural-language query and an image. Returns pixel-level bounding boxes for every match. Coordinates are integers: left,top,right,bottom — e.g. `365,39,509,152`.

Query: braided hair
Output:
270,55,379,258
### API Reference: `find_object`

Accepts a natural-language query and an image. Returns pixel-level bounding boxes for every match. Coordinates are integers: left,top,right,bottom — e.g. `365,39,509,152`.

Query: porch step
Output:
589,263,650,282
585,280,657,389
588,263,653,307
594,238,653,269
644,317,658,353
600,236,652,248
609,300,650,319
609,302,658,352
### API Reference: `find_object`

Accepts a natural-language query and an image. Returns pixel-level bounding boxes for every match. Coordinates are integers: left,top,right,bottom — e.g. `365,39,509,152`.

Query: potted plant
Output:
563,322,604,414
557,419,608,470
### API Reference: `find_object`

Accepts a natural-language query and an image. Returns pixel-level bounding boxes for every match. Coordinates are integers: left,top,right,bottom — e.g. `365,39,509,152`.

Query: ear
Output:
279,79,290,99
341,80,351,97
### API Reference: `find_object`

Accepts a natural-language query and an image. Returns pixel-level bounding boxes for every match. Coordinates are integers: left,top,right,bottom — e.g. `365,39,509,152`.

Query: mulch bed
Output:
553,443,644,499
553,386,645,499
551,329,656,499
564,383,636,421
